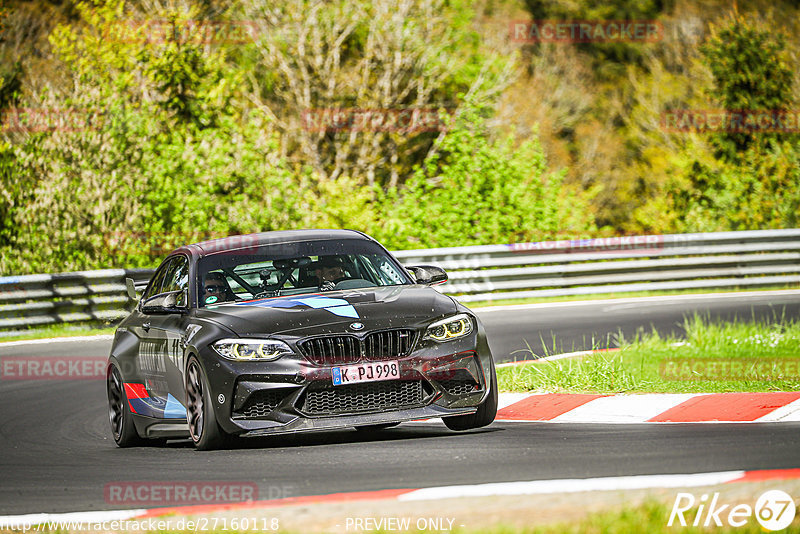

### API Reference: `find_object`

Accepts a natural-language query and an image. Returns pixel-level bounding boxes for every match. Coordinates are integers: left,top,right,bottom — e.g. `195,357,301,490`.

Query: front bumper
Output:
198,330,493,436
239,404,478,437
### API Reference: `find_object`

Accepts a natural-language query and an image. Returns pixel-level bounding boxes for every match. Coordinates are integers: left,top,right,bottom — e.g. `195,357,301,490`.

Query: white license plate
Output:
332,360,400,385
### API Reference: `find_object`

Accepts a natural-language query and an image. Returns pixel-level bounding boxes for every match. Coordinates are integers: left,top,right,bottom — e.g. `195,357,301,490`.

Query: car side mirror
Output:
407,265,448,285
141,289,188,315
125,277,137,300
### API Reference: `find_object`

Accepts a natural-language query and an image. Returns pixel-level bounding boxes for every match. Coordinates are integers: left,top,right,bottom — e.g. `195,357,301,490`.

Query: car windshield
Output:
196,238,412,307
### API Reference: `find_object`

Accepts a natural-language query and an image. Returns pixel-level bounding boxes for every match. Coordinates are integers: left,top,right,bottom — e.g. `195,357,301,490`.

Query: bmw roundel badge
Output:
349,322,364,331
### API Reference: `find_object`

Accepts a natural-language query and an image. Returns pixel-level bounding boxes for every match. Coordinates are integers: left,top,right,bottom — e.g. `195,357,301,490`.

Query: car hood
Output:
194,285,458,337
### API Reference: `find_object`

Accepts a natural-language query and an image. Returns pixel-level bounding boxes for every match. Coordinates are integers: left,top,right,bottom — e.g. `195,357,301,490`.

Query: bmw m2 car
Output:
107,230,497,449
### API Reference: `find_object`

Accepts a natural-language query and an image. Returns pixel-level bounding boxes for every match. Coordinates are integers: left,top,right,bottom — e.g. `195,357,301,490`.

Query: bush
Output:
373,104,597,249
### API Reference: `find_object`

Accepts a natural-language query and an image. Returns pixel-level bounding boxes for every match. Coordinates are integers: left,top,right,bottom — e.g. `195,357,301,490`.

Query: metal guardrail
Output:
394,229,800,302
1,229,799,329
0,269,153,330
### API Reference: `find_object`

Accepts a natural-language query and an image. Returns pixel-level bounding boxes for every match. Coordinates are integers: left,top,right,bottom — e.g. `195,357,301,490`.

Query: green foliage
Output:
700,14,795,158
6,0,800,260
669,141,800,232
665,15,800,232
0,0,599,274
246,0,514,188
0,0,311,273
0,61,22,111
0,141,19,248
522,0,667,78
373,105,597,249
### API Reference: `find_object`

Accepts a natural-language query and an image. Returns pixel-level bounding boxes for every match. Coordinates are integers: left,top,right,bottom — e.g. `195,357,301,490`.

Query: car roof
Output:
171,229,372,259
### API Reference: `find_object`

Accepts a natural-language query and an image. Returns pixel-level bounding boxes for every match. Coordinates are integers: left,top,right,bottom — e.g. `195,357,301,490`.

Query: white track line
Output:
498,393,530,409
0,472,752,525
756,397,800,422
551,394,700,424
397,471,746,501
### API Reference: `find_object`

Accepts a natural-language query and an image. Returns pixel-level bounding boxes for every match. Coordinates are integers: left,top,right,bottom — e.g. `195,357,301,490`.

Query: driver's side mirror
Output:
125,277,137,300
141,289,189,314
407,265,448,285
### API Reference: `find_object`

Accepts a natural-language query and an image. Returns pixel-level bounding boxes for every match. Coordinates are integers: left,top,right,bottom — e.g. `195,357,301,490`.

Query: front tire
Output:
107,365,145,447
186,356,229,450
444,363,498,431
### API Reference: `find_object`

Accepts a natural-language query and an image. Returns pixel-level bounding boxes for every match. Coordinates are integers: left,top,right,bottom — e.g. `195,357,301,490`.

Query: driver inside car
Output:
312,257,348,291
203,272,238,304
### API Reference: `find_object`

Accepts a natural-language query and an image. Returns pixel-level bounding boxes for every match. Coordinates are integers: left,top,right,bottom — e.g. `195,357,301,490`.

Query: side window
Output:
142,259,173,301
162,256,189,307
162,256,188,293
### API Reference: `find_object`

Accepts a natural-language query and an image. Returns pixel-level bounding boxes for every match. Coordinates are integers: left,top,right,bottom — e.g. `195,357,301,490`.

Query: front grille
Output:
233,389,287,419
299,329,415,365
299,335,361,365
435,370,483,396
302,380,424,415
364,330,414,360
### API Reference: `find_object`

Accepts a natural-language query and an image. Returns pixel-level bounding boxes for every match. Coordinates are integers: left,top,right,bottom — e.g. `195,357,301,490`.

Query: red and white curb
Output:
495,391,800,423
2,469,799,527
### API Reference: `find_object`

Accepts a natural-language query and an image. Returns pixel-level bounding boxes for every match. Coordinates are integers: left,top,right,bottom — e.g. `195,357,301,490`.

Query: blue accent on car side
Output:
234,295,360,318
129,393,187,419
164,393,187,418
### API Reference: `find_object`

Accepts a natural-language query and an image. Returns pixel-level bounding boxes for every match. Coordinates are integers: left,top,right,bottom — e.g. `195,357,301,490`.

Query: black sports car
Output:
107,230,497,450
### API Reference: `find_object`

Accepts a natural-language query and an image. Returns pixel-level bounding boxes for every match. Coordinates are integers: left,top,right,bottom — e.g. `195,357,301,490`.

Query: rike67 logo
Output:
669,490,796,531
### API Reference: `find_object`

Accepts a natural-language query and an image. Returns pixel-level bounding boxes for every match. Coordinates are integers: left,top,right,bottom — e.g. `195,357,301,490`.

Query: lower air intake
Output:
302,380,424,415
233,389,287,419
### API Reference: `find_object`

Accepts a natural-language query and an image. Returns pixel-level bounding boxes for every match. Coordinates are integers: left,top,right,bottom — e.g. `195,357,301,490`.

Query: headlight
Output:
424,314,473,342
212,338,293,361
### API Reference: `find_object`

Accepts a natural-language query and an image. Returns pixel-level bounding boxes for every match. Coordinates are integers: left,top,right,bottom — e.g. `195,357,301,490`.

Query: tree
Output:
245,0,514,188
700,12,795,159
374,103,596,249
666,13,800,232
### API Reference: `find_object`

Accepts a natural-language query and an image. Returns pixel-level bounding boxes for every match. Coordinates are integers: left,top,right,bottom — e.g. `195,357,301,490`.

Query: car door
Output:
138,255,191,420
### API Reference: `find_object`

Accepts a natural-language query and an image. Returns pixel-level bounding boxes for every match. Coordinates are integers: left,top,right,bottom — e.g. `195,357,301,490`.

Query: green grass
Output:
483,499,798,534
464,285,800,308
0,323,117,342
498,314,800,394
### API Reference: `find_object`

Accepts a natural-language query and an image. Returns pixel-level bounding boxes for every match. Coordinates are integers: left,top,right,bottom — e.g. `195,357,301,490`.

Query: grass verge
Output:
0,323,117,342
476,499,798,533
498,315,800,393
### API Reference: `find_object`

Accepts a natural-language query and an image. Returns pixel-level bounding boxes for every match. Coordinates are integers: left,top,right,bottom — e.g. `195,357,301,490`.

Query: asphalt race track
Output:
1,291,800,515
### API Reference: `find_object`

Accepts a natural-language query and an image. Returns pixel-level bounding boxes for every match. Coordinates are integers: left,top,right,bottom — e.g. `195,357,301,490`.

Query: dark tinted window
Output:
162,256,189,306
197,239,411,306
142,258,173,301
